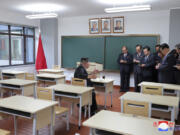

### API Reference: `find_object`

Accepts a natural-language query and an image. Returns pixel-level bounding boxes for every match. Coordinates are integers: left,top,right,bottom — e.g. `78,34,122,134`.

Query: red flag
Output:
35,34,47,71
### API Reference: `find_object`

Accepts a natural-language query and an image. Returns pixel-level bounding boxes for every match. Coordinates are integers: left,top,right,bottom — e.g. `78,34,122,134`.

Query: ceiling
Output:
0,0,180,17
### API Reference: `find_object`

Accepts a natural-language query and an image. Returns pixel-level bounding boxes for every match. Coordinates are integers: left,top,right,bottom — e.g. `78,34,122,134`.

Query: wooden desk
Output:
0,79,37,98
83,110,174,135
120,92,179,121
91,78,114,109
0,96,58,135
38,69,64,75
36,73,65,86
1,70,25,80
139,81,180,96
49,84,93,128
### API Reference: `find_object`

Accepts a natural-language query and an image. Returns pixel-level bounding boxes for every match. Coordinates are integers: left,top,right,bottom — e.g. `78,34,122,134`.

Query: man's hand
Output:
141,64,146,67
155,63,161,69
120,60,127,63
89,74,97,79
92,69,99,74
175,65,180,70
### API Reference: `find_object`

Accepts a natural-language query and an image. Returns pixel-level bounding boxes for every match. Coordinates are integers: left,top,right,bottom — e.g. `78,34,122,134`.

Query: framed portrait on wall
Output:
89,18,99,34
113,16,124,33
101,18,111,33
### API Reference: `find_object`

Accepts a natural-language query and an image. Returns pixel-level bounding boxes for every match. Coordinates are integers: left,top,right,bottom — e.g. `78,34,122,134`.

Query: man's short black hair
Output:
143,46,150,51
175,43,180,49
136,44,142,49
155,44,161,48
160,43,169,50
81,57,88,63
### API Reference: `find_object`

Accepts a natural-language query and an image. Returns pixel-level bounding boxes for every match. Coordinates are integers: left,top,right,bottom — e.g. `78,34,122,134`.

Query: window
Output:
0,35,9,66
0,24,35,67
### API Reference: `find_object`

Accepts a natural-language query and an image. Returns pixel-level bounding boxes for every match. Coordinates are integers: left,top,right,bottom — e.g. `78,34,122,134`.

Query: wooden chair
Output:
0,98,9,121
62,78,89,117
36,87,69,131
0,129,10,135
123,100,149,117
142,85,163,95
53,65,60,70
25,73,35,80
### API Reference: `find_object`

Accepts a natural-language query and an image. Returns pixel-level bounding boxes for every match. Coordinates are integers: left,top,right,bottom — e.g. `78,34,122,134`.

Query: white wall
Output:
58,10,170,65
58,10,170,86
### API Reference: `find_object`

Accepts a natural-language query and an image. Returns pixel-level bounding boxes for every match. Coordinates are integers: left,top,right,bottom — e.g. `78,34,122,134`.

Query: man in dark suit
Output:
74,58,98,114
133,44,144,92
140,46,155,82
174,44,180,84
117,46,133,92
156,43,176,83
153,44,162,82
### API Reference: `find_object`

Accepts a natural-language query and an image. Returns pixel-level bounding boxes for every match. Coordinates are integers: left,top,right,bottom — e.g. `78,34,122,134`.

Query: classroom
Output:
0,0,180,135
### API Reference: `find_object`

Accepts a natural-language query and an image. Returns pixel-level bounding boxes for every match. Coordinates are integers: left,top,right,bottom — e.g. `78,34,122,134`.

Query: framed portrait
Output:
89,18,99,34
101,18,111,33
113,16,124,33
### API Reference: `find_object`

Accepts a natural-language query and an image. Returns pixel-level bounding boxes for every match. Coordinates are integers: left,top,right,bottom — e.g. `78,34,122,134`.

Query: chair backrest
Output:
53,65,60,70
0,129,10,135
36,87,52,101
142,85,163,95
71,78,86,86
25,73,35,80
123,100,149,117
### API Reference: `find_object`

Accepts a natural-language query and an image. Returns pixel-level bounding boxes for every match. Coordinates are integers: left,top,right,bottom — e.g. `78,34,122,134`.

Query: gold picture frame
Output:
89,18,100,34
101,17,111,34
113,16,124,33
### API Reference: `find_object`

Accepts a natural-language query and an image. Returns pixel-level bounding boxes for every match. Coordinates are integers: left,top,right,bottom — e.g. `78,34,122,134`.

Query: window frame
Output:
0,24,35,67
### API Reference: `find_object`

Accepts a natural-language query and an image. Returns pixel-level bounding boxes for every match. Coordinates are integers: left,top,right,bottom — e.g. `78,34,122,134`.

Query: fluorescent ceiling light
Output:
26,13,58,19
18,3,65,12
99,0,152,5
105,5,151,13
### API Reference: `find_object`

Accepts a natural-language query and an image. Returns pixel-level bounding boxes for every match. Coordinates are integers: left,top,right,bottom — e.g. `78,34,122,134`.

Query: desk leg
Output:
14,116,17,135
171,107,175,122
89,128,94,135
149,103,152,118
120,99,123,113
34,84,37,99
33,114,37,135
88,102,91,118
78,96,82,129
50,106,55,135
21,87,24,96
104,91,107,109
111,91,113,107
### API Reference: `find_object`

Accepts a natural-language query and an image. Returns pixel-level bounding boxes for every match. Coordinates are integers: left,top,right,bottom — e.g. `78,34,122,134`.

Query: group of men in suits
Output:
117,43,180,92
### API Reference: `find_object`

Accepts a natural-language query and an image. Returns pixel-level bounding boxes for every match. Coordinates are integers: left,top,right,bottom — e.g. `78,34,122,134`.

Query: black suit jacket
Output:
133,52,144,74
140,54,155,78
153,52,162,64
74,65,92,86
158,53,176,83
117,53,133,73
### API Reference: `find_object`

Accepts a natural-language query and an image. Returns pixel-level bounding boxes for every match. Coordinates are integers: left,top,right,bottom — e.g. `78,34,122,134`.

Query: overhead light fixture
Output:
26,13,58,19
99,0,152,5
18,3,65,12
105,5,151,13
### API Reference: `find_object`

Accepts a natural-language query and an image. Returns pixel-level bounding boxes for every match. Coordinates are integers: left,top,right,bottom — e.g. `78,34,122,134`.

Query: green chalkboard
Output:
105,36,159,70
61,35,159,70
62,36,105,68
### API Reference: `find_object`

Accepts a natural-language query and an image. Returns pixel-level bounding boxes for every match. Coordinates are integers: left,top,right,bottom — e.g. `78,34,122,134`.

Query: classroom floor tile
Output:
0,87,180,135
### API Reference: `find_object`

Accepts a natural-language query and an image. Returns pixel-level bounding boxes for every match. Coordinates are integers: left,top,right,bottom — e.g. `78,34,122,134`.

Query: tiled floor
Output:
0,87,180,135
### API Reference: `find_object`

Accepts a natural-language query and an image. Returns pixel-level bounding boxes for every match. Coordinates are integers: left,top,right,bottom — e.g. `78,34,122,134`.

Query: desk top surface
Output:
0,79,37,86
38,69,64,73
36,73,65,79
139,81,180,90
0,96,58,114
83,110,174,135
91,78,114,83
2,70,25,75
49,84,93,94
120,92,179,107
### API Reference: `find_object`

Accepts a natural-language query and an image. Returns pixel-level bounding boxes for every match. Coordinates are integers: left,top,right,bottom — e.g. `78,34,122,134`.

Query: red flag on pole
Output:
35,34,47,71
